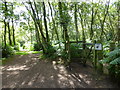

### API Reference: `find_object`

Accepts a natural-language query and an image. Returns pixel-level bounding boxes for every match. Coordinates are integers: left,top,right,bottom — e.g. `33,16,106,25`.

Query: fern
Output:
99,58,109,64
110,57,120,65
100,48,120,64
108,49,120,58
101,47,120,84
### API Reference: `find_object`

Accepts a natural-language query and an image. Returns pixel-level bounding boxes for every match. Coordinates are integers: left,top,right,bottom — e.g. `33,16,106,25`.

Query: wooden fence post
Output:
93,40,103,73
97,40,103,73
110,41,115,51
93,40,97,69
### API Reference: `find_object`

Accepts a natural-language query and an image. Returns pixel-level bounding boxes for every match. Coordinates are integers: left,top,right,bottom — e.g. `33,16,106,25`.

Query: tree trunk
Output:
12,18,16,45
4,20,7,47
58,2,70,64
74,3,79,42
43,2,49,42
31,2,41,45
90,6,94,40
11,4,16,45
100,0,110,39
48,2,60,47
79,12,86,49
7,22,12,46
4,2,7,47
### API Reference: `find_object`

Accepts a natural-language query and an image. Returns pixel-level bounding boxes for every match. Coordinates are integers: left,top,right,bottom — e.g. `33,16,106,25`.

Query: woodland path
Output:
2,53,117,88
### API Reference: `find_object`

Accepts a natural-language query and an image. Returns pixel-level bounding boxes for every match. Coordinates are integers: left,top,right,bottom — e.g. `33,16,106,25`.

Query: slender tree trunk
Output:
79,12,86,49
4,20,7,47
74,3,79,42
4,1,7,47
11,4,16,46
32,1,46,42
27,18,33,44
7,21,12,46
28,2,41,44
108,13,115,41
90,2,98,40
48,2,60,47
100,0,110,39
58,2,70,64
28,1,49,54
90,6,94,40
12,18,16,45
43,2,49,42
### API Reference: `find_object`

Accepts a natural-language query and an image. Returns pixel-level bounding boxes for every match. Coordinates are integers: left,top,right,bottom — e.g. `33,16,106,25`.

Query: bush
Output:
100,47,120,85
19,41,25,47
41,43,58,60
70,43,83,58
2,45,15,58
29,45,34,51
14,44,20,51
61,50,68,60
33,43,42,51
46,44,57,57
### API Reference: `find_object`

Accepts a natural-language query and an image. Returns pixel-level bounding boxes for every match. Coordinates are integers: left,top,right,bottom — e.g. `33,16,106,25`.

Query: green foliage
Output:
15,51,29,55
2,45,15,58
46,44,56,56
33,43,42,51
59,43,92,65
42,43,58,60
110,57,120,65
61,50,68,60
19,41,25,47
29,45,34,51
15,51,41,55
1,56,14,65
70,43,83,58
108,49,120,59
31,51,42,54
14,44,20,51
103,42,110,57
100,48,120,84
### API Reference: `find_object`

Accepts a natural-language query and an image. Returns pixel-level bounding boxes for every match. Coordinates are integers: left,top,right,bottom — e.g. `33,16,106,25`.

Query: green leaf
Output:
110,57,120,65
99,59,109,64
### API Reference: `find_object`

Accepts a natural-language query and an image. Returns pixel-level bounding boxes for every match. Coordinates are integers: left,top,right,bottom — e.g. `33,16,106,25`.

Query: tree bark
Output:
58,2,70,64
11,4,16,45
48,2,60,45
28,1,41,45
43,2,49,42
79,12,86,49
7,21,12,46
4,2,7,47
100,0,110,39
74,3,79,42
4,20,7,47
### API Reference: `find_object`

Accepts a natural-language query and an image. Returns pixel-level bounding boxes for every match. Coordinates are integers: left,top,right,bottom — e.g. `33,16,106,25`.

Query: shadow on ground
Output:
2,54,117,88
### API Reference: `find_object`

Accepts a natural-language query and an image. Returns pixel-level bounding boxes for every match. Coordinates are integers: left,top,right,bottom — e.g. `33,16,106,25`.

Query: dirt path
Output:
2,54,117,88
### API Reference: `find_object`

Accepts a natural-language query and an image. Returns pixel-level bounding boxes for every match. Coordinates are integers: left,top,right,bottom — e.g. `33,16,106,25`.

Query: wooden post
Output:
110,41,115,51
93,40,103,73
93,40,97,69
97,40,103,73
97,50,103,73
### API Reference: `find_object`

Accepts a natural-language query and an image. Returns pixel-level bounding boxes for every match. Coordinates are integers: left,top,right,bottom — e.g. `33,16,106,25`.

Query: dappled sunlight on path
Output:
2,54,117,88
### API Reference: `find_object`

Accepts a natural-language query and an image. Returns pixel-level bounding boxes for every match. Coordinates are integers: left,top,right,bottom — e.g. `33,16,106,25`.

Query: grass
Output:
28,51,42,54
1,50,42,65
15,51,42,55
1,56,14,65
15,51,29,55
